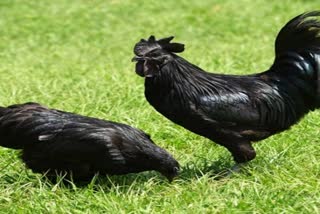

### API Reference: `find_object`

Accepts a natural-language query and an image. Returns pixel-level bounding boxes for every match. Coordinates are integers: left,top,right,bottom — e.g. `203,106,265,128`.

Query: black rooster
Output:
0,102,179,181
132,12,320,166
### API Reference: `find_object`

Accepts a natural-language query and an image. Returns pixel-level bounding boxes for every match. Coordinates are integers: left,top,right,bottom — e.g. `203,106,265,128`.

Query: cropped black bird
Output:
132,12,320,167
0,102,179,181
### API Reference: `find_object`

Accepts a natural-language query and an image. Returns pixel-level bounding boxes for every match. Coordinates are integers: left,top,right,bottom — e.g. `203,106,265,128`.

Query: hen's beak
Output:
164,166,180,183
131,56,144,62
167,176,174,183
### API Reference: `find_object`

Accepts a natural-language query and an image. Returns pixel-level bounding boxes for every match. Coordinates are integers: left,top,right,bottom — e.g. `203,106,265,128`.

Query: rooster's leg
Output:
212,141,256,178
226,141,256,164
229,162,246,173
227,162,250,176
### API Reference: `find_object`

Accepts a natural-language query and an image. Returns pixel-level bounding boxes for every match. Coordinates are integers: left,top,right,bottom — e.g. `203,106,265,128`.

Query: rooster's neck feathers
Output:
146,55,235,105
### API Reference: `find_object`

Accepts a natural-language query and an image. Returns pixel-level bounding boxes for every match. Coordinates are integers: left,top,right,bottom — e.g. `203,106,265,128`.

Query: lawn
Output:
0,0,320,213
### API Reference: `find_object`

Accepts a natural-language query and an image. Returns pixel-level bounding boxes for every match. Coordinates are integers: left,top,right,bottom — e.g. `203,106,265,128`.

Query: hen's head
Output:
132,35,184,77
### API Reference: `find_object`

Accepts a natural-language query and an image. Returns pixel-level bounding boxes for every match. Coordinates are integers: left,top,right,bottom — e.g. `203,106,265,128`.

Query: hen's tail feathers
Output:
272,11,320,106
0,106,8,117
0,106,22,149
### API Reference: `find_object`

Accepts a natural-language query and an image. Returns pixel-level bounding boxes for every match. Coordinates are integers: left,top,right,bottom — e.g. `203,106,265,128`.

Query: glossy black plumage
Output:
133,12,320,163
0,102,179,181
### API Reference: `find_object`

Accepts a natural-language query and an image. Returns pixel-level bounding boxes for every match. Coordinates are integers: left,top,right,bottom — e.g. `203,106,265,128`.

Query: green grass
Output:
0,0,320,213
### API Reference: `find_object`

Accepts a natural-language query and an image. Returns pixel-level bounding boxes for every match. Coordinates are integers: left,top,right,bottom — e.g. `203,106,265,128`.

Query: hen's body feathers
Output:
0,102,179,181
133,12,320,163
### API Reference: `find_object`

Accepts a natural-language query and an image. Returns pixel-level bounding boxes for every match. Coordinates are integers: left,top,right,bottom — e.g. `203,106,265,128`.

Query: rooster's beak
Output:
131,56,144,62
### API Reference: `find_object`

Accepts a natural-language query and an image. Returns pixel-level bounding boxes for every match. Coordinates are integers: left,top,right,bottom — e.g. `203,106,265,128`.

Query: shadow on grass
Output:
178,157,236,181
0,155,253,191
41,157,246,187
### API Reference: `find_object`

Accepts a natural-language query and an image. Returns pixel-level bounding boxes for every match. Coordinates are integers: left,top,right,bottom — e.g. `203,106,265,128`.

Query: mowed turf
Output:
0,0,320,213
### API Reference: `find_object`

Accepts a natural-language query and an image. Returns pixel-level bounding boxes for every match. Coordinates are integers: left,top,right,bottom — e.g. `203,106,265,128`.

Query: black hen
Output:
0,102,179,181
132,12,320,164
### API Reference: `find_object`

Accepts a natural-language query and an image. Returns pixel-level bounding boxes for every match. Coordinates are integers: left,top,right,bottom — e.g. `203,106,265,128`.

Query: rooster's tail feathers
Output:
275,11,320,55
272,11,320,107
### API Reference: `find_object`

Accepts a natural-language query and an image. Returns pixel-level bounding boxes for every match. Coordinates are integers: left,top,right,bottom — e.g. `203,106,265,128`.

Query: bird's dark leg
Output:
224,141,256,176
227,141,256,163
228,163,246,174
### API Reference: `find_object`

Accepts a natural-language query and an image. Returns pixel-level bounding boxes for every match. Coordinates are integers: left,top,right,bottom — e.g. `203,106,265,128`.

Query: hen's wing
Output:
0,103,126,165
